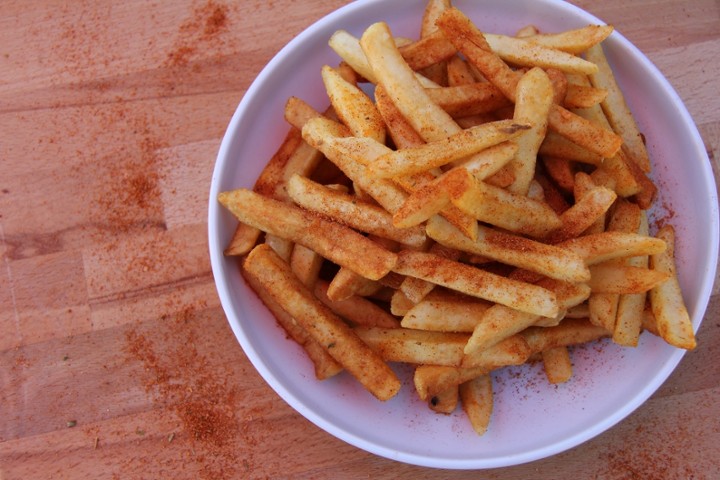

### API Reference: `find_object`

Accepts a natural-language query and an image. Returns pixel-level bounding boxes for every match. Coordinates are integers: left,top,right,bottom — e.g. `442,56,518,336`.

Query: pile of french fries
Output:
218,0,696,435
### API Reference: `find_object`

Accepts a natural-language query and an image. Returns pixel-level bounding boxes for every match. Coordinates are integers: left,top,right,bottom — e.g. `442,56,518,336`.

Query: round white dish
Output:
208,0,719,469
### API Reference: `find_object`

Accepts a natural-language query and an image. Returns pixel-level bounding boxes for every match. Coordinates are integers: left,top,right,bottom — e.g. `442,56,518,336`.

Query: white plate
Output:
208,0,719,469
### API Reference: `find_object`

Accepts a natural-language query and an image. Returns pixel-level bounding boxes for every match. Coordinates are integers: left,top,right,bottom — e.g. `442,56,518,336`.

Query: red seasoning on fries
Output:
218,0,696,435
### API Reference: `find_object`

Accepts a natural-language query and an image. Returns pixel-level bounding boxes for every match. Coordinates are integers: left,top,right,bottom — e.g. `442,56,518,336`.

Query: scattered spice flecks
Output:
123,299,246,479
166,0,230,67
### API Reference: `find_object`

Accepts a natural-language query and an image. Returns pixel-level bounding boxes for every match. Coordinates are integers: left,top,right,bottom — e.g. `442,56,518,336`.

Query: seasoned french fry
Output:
559,231,666,265
542,346,573,384
314,280,401,329
321,65,386,143
586,44,651,172
521,318,611,354
508,67,553,194
649,225,696,349
544,185,617,244
241,261,342,381
525,24,614,54
484,33,600,74
429,385,459,414
587,263,670,294
367,120,529,178
426,215,590,283
356,326,531,368
244,244,401,400
326,266,382,301
415,364,488,401
224,222,262,256
460,374,494,435
287,174,427,247
393,249,559,317
425,82,512,117
613,210,651,346
401,289,492,333
463,279,590,355
218,188,397,280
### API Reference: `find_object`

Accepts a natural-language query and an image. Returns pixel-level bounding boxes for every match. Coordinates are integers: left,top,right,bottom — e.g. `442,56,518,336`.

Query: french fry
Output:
463,279,591,355
525,24,614,54
586,44,651,172
649,225,696,349
241,261,342,381
559,231,666,265
541,346,573,384
392,249,559,317
426,215,590,283
218,188,397,280
290,243,324,288
361,22,459,141
424,82,512,117
401,289,492,333
508,67,553,195
366,120,529,178
613,210,651,346
429,385,459,414
374,85,426,148
483,33,600,74
544,185,617,244
321,65,386,143
398,242,463,302
521,318,611,354
587,263,670,294
539,131,603,166
287,174,427,247
243,244,401,400
314,280,401,329
356,326,531,368
460,374,494,435
224,222,262,256
326,266,382,301
563,83,608,109
447,168,564,238
415,364,489,401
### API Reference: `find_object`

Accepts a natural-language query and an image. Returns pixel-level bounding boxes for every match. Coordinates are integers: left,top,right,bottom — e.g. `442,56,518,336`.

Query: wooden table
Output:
1,1,718,478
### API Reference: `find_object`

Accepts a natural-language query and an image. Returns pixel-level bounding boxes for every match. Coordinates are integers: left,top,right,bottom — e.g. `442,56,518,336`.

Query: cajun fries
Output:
217,0,697,436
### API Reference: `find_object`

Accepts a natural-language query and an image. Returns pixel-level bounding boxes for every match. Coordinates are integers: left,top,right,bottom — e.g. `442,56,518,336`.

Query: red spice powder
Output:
166,0,230,67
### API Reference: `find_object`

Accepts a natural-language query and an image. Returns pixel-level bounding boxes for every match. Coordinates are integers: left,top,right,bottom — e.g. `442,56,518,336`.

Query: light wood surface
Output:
1,1,718,479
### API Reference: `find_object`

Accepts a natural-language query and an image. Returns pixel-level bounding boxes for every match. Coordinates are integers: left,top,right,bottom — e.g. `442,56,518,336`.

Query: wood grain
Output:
1,1,718,479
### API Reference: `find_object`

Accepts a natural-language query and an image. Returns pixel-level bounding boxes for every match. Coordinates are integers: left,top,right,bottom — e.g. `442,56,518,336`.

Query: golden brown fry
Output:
321,65,386,143
649,225,696,349
484,33,600,74
426,215,590,283
326,266,382,301
541,346,573,384
287,174,427,247
525,24,614,54
521,318,611,354
392,249,559,317
314,280,401,329
460,374,493,435
463,279,590,355
401,289,492,333
429,385,459,414
243,244,400,400
587,264,670,294
425,82,512,117
367,120,528,178
241,261,342,381
509,67,553,194
586,43,651,172
218,188,397,280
